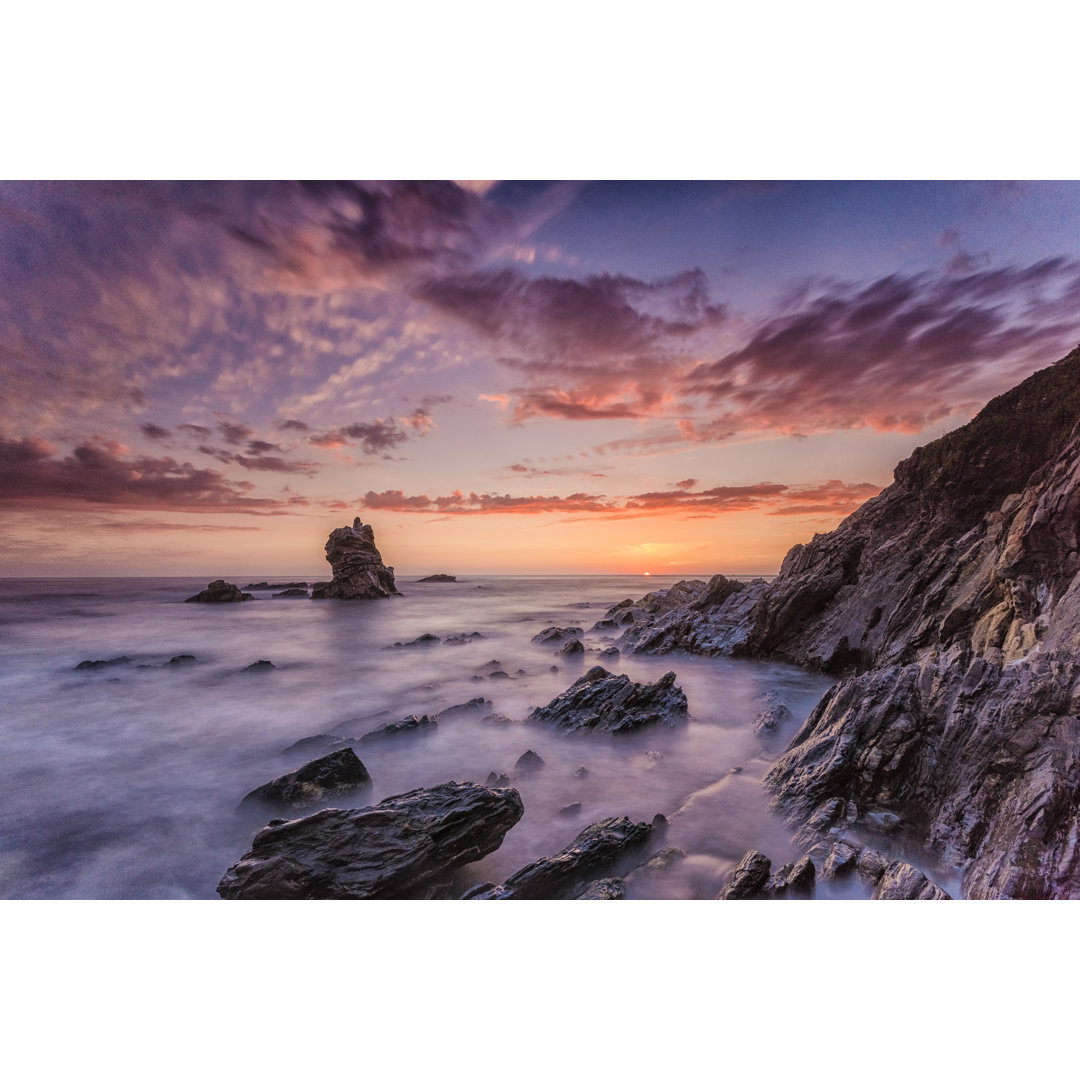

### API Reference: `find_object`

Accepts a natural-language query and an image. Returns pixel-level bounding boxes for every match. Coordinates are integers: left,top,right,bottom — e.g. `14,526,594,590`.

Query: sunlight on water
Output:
0,575,835,899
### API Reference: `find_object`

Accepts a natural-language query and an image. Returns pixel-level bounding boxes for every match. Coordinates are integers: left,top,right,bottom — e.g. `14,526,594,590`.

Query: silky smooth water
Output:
0,574,840,899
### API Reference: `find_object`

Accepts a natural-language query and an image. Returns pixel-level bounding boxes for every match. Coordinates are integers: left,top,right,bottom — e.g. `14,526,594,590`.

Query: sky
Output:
3,179,1080,578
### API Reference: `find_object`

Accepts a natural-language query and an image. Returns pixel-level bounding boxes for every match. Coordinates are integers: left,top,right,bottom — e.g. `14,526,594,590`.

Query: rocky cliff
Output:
310,518,399,599
616,346,1080,898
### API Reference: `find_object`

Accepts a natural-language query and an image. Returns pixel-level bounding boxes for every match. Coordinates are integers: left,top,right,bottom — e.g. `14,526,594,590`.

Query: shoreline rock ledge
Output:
613,345,1080,899
311,518,400,599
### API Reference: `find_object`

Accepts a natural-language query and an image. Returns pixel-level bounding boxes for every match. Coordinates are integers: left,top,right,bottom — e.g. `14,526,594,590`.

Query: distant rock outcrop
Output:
614,347,1080,899
418,574,457,582
310,519,399,600
528,665,688,734
218,780,524,899
185,580,253,603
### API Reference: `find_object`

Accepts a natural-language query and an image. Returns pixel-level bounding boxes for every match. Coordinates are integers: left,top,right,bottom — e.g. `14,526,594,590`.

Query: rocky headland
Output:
608,346,1080,898
310,518,399,599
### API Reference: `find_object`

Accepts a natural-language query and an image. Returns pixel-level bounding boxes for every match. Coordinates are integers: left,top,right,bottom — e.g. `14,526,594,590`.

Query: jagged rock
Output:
387,633,441,649
514,750,545,773
872,861,951,899
528,666,688,734
768,855,816,897
532,626,584,645
856,848,890,886
578,878,626,899
185,579,253,603
717,850,771,899
466,815,666,899
359,715,436,743
486,772,511,786
243,659,275,672
435,697,491,719
310,518,399,600
273,588,309,598
752,690,795,736
444,632,485,646
418,574,457,582
598,647,620,659
557,639,585,658
238,748,373,812
218,781,524,899
808,840,859,880
74,656,131,670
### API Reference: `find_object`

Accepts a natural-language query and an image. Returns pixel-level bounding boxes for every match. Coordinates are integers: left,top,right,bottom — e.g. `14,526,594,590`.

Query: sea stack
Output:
311,518,399,599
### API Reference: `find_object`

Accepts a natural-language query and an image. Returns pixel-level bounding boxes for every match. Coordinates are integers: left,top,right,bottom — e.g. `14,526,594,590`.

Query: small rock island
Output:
311,518,400,599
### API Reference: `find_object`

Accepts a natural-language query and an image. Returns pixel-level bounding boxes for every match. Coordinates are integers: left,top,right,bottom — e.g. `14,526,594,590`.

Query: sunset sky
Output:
4,179,1080,577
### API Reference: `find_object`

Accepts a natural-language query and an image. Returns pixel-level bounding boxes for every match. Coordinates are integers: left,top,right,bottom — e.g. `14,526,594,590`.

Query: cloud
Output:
683,260,1080,437
140,423,171,441
360,479,881,518
308,419,410,454
0,436,288,512
217,421,254,446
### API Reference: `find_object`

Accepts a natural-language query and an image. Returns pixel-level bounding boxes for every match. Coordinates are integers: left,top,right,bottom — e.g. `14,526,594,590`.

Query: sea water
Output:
0,574,841,899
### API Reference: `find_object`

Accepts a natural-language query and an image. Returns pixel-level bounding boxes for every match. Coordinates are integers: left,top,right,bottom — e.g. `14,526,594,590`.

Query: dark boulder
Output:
165,654,198,666
752,689,795,736
514,750,545,773
243,660,275,672
310,518,399,600
185,579,253,603
528,666,688,734
557,639,585,658
74,656,131,670
872,861,951,900
238,748,373,813
531,626,584,645
717,850,772,899
435,697,491,720
466,814,666,899
359,714,437,743
273,588,310,598
218,781,524,900
768,855,816,897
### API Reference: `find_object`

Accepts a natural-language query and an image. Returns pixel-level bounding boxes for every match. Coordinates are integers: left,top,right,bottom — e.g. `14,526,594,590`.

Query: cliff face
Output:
615,346,1080,898
310,518,400,599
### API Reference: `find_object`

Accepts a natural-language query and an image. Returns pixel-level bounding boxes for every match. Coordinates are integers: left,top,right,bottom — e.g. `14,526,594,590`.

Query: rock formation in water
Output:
218,780,524,899
358,714,437,743
528,665,688,734
310,518,399,599
185,580,253,603
418,574,457,582
463,814,666,899
616,346,1080,899
238,748,373,813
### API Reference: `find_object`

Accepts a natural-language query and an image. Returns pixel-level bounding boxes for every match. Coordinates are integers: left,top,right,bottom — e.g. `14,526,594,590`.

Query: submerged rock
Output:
165,654,198,666
466,814,666,899
444,632,485,646
557,638,585,658
281,733,360,756
243,660,275,672
359,715,437,743
185,579,253,603
74,656,131,670
218,780,524,900
418,574,457,582
310,518,399,600
387,633,441,648
243,581,309,590
238,748,373,813
435,697,491,719
514,749,545,773
528,666,688,734
531,626,584,645
752,690,795,736
273,588,309,598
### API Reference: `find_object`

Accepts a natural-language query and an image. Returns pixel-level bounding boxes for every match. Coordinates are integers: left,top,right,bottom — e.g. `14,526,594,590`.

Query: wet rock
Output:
310,518,399,600
558,802,582,817
185,579,253,603
532,626,584,645
74,656,131,670
387,633,441,649
768,855,816,897
466,814,667,899
717,850,772,899
557,638,585,658
435,697,491,719
813,841,859,880
856,848,890,886
444,632,485,646
486,772,511,786
578,878,625,900
625,847,686,887
359,714,437,743
872,861,952,900
243,659,275,672
752,689,794,736
514,749,545,773
598,647,620,659
528,666,688,734
238,748,373,813
218,780,524,899
273,589,309,598
418,574,456,582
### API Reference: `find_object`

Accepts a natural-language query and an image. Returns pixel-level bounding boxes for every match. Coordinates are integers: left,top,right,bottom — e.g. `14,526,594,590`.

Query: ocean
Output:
0,574,838,899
